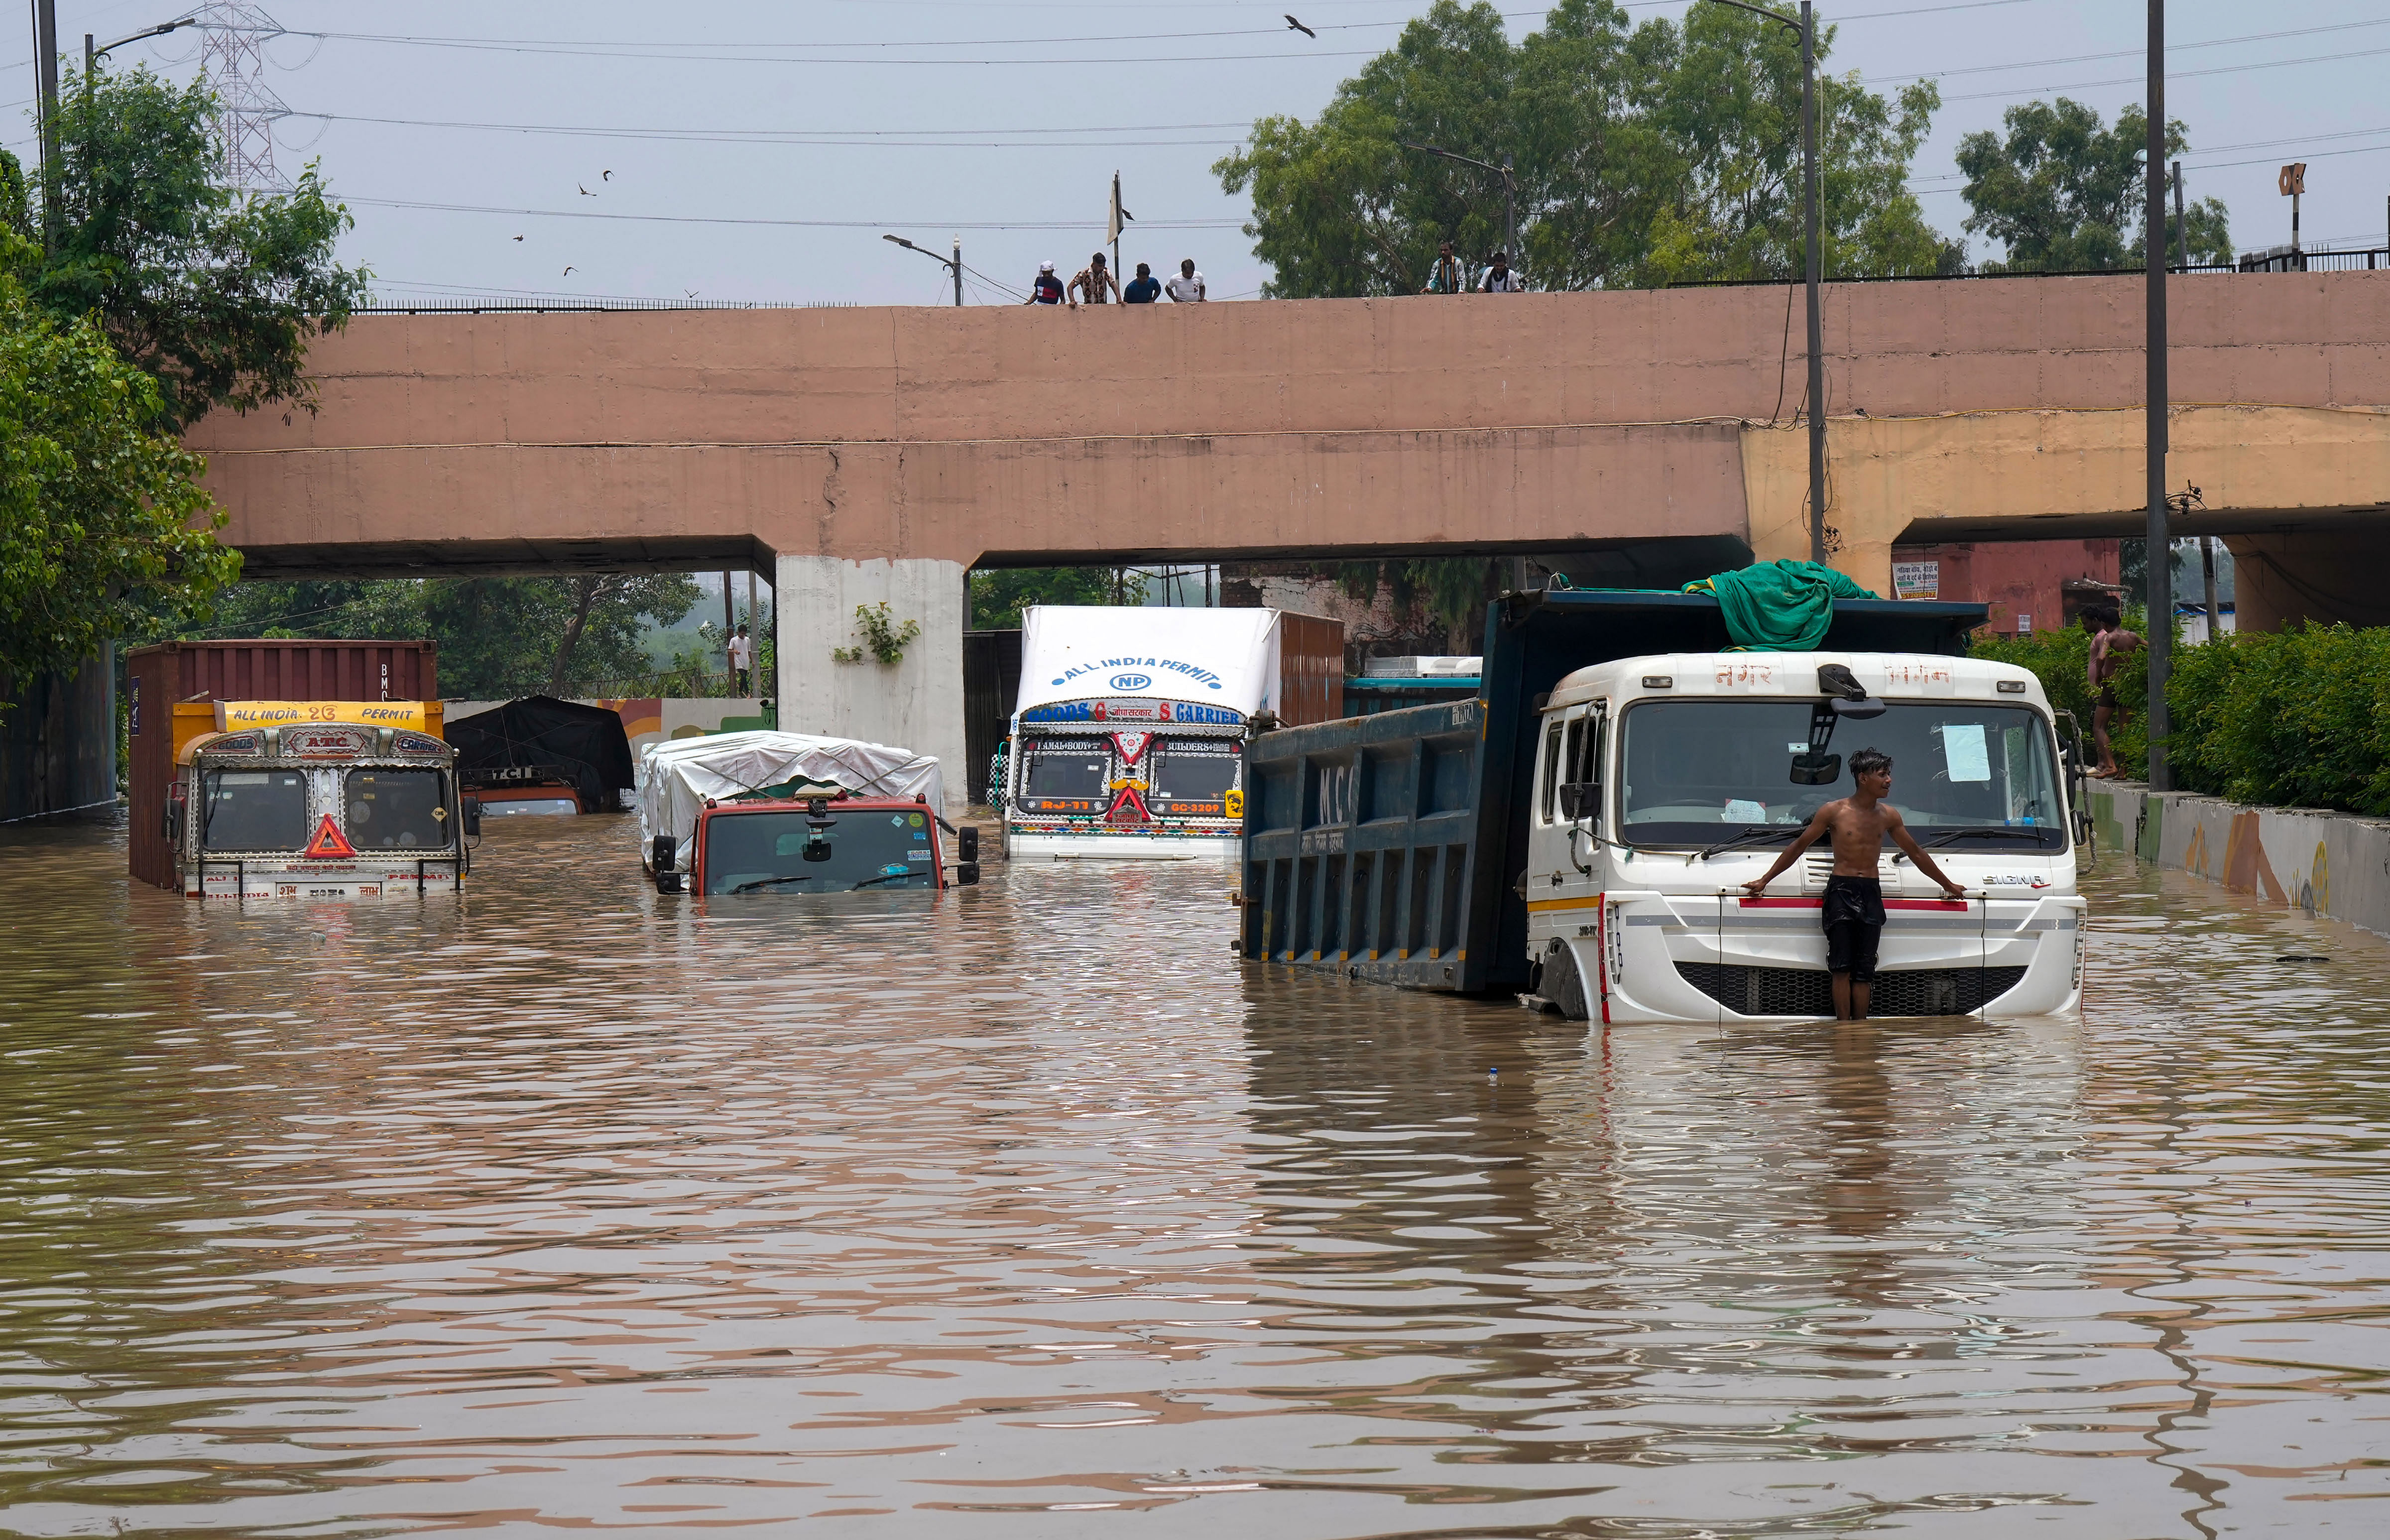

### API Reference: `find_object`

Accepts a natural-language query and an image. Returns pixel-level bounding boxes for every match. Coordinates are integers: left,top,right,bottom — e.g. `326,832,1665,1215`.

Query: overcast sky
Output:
9,1,2389,307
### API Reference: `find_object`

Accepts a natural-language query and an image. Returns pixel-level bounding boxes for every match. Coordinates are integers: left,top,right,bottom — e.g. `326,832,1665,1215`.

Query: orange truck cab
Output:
651,793,980,896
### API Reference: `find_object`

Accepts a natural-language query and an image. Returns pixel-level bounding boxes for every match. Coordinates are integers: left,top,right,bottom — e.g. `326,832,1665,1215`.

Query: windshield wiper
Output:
731,874,818,893
1698,827,1797,860
850,871,923,890
1916,827,2051,850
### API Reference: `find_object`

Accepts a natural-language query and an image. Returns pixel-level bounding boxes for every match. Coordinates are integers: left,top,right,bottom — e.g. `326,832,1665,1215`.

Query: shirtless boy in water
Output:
1741,749,1966,1021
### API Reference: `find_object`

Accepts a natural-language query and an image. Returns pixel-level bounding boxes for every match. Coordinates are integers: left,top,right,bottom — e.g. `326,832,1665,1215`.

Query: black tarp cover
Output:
448,696,636,812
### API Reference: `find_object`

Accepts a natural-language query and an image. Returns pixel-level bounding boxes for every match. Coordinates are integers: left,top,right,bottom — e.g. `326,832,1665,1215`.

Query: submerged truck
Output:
1239,585,2092,1023
1001,605,1344,862
166,706,477,899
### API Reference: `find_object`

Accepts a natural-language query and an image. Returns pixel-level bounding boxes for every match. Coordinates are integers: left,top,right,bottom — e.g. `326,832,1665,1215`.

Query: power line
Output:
1934,43,2390,104
290,112,1239,149
1867,16,2390,88
343,195,1243,232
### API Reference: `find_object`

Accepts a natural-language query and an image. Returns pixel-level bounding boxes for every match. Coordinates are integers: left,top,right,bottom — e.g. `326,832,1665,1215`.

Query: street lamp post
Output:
1697,0,1823,566
882,233,963,306
1397,141,1516,283
2144,0,2171,790
87,15,193,76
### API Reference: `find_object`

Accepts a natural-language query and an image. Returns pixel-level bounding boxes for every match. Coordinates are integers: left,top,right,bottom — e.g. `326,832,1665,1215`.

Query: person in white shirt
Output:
1479,250,1520,292
1165,258,1206,302
727,623,754,695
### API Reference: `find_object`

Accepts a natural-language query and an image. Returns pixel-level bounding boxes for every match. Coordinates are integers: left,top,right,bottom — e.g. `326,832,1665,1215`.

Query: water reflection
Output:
0,811,2386,1535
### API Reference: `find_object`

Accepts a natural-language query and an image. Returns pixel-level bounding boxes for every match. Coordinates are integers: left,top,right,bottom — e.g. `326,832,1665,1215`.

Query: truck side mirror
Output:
958,826,979,863
652,834,683,893
954,862,980,886
462,796,482,837
1557,782,1597,821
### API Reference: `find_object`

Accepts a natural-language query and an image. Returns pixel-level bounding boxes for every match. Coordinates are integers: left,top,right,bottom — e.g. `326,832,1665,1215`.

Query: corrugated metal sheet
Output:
1276,613,1345,727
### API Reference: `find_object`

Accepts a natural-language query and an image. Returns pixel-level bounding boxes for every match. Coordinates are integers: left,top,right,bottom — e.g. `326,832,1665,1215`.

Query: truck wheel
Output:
1542,939,1591,1022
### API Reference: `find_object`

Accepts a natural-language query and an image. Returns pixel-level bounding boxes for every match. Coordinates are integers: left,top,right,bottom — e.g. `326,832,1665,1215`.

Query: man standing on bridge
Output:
1070,252,1121,307
1422,239,1464,295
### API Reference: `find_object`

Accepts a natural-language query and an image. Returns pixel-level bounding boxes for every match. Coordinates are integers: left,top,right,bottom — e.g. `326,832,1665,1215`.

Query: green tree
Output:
191,573,703,699
25,65,368,430
969,567,1148,631
1214,0,1955,296
1956,98,2232,271
1,243,234,687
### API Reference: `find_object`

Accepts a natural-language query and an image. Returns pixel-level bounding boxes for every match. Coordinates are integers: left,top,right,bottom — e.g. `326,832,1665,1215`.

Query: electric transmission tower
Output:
195,2,290,192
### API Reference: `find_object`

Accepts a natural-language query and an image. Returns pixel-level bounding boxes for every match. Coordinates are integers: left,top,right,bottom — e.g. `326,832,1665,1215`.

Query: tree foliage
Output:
969,567,1148,631
24,65,368,431
1215,0,1956,296
1956,98,2232,271
1,241,234,685
197,574,704,699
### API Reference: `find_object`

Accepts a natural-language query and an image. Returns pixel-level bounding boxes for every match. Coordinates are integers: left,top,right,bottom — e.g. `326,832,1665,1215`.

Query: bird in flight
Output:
684,288,699,299
602,170,613,181
578,183,595,197
564,266,576,275
1285,14,1314,38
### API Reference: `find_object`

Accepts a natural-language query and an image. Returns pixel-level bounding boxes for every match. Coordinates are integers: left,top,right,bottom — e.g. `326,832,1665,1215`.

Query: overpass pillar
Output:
775,556,968,814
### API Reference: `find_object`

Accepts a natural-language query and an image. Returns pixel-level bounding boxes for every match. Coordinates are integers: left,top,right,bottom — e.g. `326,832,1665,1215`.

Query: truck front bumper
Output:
1580,892,2084,1024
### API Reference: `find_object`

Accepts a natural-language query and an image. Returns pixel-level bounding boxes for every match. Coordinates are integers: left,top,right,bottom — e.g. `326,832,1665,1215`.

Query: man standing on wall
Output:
1069,252,1121,307
728,623,754,697
1166,258,1206,302
2082,602,2142,778
1422,239,1464,294
1478,250,1520,292
1124,262,1162,303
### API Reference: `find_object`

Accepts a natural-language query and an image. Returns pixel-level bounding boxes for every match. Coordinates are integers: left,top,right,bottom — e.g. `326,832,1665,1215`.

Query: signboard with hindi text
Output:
1892,561,1940,600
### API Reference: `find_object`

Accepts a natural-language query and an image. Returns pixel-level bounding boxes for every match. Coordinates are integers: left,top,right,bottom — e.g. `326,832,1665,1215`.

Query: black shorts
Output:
1822,875,1886,982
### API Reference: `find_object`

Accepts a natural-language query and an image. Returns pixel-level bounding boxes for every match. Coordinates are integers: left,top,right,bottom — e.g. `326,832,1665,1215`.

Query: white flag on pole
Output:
1108,170,1134,244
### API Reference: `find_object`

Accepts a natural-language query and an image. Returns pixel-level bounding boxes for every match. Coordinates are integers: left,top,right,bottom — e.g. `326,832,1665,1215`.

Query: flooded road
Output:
3,814,2389,1537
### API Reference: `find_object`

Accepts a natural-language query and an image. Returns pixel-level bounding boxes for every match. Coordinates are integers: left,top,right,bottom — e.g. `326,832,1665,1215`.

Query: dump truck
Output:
1239,585,2094,1023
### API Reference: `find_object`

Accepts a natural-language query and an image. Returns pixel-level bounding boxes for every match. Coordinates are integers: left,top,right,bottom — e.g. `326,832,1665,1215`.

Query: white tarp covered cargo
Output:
1016,606,1281,718
638,731,942,871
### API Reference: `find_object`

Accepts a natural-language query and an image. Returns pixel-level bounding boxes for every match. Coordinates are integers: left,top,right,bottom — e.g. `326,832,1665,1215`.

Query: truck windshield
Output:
1147,739,1238,811
1620,700,2064,851
1019,738,1109,808
201,769,311,850
345,769,451,849
704,807,938,895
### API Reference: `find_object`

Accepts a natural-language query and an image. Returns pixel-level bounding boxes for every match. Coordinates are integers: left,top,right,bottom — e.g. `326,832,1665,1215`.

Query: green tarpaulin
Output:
1682,561,1880,651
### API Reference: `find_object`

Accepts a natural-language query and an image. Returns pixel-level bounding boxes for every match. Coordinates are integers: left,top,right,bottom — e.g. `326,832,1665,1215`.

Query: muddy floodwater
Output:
4,815,2390,1538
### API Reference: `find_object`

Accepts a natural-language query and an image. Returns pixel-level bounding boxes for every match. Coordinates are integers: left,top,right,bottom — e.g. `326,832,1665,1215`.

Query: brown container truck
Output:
125,640,440,889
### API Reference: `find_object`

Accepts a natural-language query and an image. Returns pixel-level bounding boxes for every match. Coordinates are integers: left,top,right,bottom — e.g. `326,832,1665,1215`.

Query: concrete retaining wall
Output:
2084,780,2390,938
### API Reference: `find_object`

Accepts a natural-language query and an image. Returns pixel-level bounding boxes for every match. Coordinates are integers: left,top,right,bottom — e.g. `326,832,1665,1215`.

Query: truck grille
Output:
1675,962,2030,1018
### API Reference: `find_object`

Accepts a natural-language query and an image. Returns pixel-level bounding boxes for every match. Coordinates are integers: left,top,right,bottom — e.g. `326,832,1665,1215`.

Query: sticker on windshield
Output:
889,815,906,827
908,813,925,828
880,862,909,876
1941,722,1992,782
1724,799,1768,823
908,848,932,861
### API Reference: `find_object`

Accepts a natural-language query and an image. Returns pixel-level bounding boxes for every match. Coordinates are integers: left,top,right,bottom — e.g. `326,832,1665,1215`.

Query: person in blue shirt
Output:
1123,262,1163,303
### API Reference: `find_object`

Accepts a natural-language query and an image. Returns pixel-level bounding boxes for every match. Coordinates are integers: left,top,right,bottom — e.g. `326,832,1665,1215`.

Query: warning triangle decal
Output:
302,814,356,859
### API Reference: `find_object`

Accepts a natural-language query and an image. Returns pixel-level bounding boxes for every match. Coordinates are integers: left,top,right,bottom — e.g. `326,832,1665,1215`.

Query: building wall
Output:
1888,539,2123,636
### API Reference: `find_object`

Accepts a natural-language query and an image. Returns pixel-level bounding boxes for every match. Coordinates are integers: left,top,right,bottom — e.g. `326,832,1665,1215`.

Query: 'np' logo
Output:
1109,672,1152,691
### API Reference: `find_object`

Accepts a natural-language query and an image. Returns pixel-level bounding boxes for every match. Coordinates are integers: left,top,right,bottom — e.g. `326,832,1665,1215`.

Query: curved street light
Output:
1397,140,1515,285
883,234,963,307
1697,0,1824,566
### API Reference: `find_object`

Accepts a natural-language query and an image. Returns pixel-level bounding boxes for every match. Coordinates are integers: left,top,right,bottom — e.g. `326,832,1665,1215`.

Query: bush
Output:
1973,619,2390,815
1972,614,2147,775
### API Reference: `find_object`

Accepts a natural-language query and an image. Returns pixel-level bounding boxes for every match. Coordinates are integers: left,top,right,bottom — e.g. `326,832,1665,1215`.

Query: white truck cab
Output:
1523,652,2087,1023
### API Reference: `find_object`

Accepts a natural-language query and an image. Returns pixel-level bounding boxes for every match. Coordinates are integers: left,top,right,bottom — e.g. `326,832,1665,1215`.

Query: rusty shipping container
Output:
124,640,439,889
1275,613,1345,728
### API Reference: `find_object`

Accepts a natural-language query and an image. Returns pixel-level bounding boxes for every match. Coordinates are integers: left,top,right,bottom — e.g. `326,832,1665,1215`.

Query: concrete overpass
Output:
183,272,2390,798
